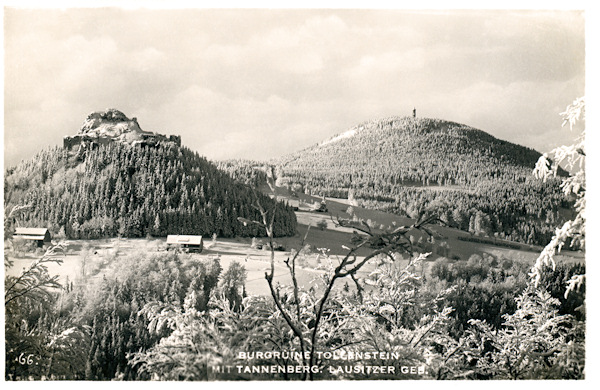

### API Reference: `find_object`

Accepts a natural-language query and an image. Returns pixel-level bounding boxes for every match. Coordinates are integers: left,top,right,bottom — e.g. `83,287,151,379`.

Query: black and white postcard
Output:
3,1,590,382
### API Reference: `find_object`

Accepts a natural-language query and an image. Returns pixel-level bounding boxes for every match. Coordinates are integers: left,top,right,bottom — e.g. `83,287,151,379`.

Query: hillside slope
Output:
5,111,297,240
275,116,568,246
278,116,554,190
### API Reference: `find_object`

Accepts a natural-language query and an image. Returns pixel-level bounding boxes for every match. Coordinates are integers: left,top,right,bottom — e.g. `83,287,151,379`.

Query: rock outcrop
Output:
64,109,181,151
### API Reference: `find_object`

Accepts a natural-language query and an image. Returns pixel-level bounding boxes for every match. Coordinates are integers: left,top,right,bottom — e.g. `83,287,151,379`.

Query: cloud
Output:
140,85,297,159
4,98,74,167
3,31,190,169
203,14,350,75
3,9,585,168
348,48,427,78
424,78,583,152
128,47,166,72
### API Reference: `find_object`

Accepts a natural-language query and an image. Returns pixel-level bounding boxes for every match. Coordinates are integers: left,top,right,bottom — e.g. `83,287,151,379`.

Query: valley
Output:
6,188,583,297
4,109,586,381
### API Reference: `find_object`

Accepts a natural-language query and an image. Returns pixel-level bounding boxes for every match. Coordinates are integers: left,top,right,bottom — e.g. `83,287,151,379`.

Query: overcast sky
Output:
3,7,586,167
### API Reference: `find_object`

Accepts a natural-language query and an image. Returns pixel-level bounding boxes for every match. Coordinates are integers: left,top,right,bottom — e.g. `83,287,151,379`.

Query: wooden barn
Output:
13,227,52,247
166,235,204,253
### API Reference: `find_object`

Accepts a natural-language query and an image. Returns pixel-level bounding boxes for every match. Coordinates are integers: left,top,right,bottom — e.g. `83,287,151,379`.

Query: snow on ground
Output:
320,127,358,146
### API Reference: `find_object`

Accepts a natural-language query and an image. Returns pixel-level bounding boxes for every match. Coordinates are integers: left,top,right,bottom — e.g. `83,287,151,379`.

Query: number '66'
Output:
17,353,34,365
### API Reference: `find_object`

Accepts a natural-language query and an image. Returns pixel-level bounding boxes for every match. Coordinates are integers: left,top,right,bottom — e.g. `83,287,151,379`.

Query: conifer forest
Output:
4,100,586,381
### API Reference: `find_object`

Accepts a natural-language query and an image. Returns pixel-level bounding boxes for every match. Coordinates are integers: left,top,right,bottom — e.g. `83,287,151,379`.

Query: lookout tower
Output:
413,107,416,118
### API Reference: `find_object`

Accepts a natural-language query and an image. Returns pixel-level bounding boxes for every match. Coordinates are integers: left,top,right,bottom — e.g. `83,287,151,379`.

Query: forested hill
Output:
275,116,569,246
278,116,550,189
5,135,296,241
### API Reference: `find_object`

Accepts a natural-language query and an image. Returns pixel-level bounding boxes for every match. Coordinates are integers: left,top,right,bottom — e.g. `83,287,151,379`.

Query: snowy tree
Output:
531,97,585,297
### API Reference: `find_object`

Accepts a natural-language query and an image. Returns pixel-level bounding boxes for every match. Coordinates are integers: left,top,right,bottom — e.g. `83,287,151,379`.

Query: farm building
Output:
166,235,203,253
13,227,52,247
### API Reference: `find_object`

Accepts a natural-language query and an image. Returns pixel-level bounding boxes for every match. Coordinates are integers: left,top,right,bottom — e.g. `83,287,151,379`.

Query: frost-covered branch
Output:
531,97,585,295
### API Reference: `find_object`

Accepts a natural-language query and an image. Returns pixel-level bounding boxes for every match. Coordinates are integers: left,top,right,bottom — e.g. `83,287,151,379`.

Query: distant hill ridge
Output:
63,108,181,150
274,115,567,246
280,116,543,175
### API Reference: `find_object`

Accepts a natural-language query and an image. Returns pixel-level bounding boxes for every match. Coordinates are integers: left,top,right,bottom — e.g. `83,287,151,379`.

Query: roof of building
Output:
14,235,47,241
15,227,50,236
166,235,203,245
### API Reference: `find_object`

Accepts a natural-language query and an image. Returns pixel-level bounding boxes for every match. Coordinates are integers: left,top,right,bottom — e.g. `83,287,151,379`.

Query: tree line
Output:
4,143,297,239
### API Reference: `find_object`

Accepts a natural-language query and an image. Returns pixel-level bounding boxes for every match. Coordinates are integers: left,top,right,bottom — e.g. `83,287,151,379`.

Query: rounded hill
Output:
275,116,568,246
278,116,546,190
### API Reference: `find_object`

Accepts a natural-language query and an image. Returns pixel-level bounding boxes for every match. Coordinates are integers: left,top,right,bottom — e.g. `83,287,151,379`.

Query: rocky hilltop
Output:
64,108,181,150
